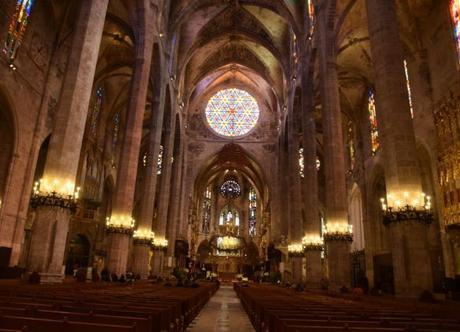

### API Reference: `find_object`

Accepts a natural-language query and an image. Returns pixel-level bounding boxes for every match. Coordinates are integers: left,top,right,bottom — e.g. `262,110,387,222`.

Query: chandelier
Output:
30,178,80,213
287,242,304,257
323,223,353,241
380,191,433,225
220,179,241,199
217,235,242,252
152,237,168,250
133,229,155,245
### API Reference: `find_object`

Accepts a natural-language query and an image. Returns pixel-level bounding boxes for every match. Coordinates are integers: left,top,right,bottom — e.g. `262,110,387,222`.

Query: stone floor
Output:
187,284,254,332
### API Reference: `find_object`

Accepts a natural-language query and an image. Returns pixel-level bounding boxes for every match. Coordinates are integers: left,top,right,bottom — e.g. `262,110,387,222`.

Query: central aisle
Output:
187,284,254,332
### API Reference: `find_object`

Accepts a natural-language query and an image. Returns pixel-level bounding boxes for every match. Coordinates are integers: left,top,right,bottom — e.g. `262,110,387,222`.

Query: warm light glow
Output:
381,191,431,210
288,243,304,253
323,222,353,235
302,234,324,246
106,214,135,228
33,177,80,198
152,237,168,248
133,229,154,240
217,236,241,251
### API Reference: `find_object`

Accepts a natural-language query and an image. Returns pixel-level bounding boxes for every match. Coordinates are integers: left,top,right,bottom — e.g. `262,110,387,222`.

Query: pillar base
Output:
40,272,64,284
387,220,433,297
106,232,131,277
151,250,165,276
131,243,151,279
291,256,303,284
27,207,70,275
305,250,323,289
326,240,351,291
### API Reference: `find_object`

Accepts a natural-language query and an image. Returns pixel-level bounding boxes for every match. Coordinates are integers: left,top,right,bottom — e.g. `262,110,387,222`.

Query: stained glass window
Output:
90,86,104,136
249,187,257,237
307,0,315,37
347,121,356,170
202,186,212,234
3,0,34,64
299,147,305,178
205,88,259,137
112,113,120,152
451,0,460,64
220,179,241,199
219,206,240,226
157,145,164,175
142,152,148,167
403,60,414,118
368,90,379,154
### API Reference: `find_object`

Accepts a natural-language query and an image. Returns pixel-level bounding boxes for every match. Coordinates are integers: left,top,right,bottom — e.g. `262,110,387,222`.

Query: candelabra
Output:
216,235,242,253
106,215,135,235
380,191,433,226
152,237,168,250
30,178,80,213
287,243,304,257
133,229,155,245
323,223,353,242
302,235,324,251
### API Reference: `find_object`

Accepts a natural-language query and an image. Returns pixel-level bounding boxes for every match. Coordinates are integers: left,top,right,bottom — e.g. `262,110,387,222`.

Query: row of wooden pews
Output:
234,283,460,332
0,280,218,332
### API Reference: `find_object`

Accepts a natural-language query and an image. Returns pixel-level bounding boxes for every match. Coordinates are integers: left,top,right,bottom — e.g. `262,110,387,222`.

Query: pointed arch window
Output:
90,86,104,136
3,0,34,64
451,0,460,64
403,60,414,118
157,145,164,175
112,113,120,153
202,186,212,234
249,187,257,237
347,121,356,170
307,0,315,37
219,206,240,227
368,90,379,155
299,147,305,178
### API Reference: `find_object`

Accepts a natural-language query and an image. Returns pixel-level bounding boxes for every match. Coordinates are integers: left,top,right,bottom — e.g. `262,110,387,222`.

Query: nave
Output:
187,285,254,332
1,279,460,331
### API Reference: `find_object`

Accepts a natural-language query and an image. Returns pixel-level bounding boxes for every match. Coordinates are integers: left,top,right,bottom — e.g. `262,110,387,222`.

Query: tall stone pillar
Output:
27,0,108,282
287,90,304,283
152,105,177,275
106,1,156,276
366,0,432,296
166,135,185,269
301,61,323,288
317,2,351,290
131,73,168,279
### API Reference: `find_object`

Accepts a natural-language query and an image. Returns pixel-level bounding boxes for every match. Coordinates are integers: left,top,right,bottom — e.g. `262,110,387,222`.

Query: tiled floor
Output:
187,285,255,332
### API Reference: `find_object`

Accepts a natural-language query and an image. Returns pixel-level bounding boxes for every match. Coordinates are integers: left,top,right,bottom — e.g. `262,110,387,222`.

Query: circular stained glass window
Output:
205,88,260,137
220,180,241,199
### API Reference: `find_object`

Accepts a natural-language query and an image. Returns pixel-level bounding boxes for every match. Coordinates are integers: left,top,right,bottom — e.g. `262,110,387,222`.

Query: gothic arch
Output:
0,88,17,205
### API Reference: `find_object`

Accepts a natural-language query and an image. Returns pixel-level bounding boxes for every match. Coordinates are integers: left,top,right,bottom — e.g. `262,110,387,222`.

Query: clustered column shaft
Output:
366,0,432,296
27,0,109,281
106,1,156,276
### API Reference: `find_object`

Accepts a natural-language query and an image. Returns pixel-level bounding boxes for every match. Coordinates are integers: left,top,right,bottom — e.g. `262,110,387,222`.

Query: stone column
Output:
27,0,108,282
287,89,304,283
131,69,167,279
366,0,432,296
152,102,177,275
166,135,185,267
106,1,156,276
301,59,323,289
317,2,351,290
